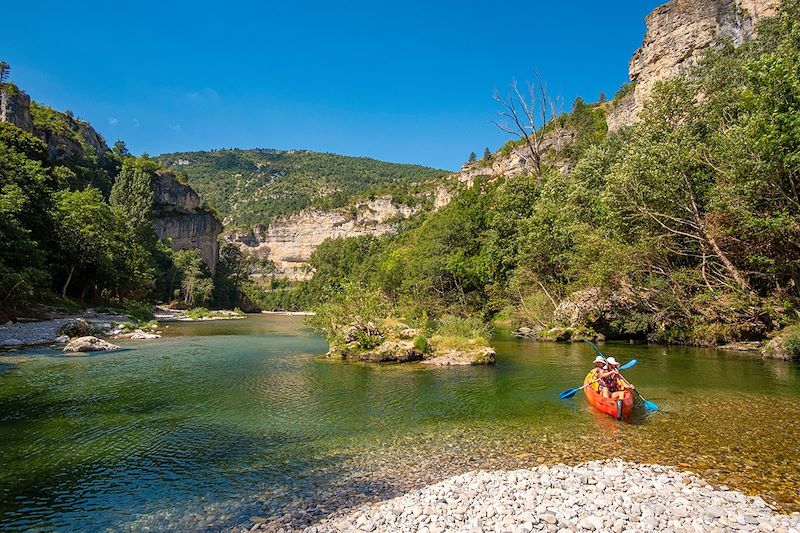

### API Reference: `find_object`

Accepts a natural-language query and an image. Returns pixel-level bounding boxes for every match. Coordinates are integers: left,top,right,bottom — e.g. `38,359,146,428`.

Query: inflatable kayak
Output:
583,370,634,420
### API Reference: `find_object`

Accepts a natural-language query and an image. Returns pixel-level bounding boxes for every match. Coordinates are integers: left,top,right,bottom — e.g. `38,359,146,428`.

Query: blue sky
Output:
5,1,663,170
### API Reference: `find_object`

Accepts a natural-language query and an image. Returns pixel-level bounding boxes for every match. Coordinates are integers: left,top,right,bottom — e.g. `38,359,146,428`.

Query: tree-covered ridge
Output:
282,1,800,356
0,75,251,320
155,148,449,227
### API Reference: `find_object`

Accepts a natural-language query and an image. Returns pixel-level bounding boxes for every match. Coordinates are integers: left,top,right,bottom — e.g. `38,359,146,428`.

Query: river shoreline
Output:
0,307,249,349
0,311,128,348
304,461,800,533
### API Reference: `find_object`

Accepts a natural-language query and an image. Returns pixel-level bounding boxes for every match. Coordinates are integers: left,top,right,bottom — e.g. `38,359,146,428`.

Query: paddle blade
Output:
559,388,579,399
643,398,660,411
620,359,638,370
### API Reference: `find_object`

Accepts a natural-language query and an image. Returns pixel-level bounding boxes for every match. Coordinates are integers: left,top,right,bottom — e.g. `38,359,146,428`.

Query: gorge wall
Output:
0,86,33,132
607,0,781,131
230,197,417,279
152,171,223,273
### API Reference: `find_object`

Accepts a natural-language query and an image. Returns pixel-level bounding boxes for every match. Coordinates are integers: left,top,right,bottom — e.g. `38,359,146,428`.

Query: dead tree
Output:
492,71,562,182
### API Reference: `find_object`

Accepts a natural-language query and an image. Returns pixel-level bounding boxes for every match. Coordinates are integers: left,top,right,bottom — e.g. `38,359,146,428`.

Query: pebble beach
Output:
302,461,799,533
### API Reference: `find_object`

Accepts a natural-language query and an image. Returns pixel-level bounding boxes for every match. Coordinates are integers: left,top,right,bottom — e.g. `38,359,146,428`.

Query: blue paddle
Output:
559,358,637,399
584,341,659,411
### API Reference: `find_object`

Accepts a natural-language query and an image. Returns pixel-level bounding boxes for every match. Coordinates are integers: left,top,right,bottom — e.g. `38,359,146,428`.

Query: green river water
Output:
0,315,798,531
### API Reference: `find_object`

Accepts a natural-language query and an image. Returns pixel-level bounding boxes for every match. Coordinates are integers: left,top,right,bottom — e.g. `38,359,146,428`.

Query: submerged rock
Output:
129,329,161,340
63,336,120,353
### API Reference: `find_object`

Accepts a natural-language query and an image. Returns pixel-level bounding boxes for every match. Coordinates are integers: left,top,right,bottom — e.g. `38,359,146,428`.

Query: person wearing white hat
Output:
599,357,633,400
587,356,607,392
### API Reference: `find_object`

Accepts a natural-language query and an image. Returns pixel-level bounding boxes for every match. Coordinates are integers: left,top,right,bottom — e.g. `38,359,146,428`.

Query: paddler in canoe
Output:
558,341,659,418
584,356,635,420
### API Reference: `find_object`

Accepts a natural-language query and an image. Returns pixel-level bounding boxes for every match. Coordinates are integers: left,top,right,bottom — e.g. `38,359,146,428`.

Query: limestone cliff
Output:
0,85,33,132
230,196,417,279
152,171,223,273
1,85,110,162
608,0,780,131
33,106,110,163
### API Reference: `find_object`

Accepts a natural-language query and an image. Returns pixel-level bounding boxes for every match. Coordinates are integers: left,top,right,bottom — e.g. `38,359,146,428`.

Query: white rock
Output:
63,336,120,353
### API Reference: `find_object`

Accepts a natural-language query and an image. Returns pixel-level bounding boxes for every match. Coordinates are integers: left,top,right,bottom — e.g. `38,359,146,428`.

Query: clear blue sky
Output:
5,1,663,170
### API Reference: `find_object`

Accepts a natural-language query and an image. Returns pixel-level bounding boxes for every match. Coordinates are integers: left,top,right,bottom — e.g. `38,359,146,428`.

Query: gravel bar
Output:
304,460,800,533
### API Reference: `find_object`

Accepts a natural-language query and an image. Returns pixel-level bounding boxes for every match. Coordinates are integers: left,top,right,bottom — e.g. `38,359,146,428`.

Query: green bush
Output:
434,315,494,341
413,334,430,353
354,330,383,350
785,329,800,361
186,307,211,319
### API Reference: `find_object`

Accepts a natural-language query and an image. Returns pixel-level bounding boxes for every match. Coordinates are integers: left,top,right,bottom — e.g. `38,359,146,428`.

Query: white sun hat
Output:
593,356,605,364
606,357,619,366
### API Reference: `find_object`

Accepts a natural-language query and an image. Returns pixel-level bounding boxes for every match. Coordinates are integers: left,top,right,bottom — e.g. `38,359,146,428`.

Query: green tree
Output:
172,249,214,307
110,161,154,241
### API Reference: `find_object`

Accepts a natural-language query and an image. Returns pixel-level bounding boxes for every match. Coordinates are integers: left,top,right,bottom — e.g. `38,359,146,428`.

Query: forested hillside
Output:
0,72,252,320
156,149,448,228
286,2,800,358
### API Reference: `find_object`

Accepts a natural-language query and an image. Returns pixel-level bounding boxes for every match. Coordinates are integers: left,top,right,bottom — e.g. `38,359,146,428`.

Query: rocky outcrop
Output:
421,344,496,366
455,128,577,185
152,170,223,273
63,336,121,353
325,319,495,365
1,85,111,162
605,91,637,134
762,325,800,360
57,318,101,338
0,85,33,132
36,113,109,163
231,196,417,279
608,0,781,132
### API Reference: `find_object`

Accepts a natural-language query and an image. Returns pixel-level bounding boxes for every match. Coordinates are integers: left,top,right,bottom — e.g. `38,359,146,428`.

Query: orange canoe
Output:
583,370,634,420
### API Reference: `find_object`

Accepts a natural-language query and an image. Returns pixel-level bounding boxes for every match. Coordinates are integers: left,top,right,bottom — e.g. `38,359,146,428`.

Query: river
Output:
0,315,798,531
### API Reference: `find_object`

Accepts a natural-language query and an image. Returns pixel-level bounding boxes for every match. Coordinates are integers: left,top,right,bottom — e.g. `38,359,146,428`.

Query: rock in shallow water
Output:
63,336,120,353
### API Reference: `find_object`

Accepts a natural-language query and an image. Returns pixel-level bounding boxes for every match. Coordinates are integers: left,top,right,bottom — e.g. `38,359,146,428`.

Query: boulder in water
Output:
63,336,120,353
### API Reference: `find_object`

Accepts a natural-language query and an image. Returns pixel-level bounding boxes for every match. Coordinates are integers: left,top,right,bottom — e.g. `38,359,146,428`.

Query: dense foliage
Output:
0,88,233,318
155,149,447,227
295,4,800,346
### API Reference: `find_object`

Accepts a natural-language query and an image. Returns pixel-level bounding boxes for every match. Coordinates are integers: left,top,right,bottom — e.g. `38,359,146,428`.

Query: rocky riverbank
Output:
0,311,128,348
154,306,247,322
309,461,799,533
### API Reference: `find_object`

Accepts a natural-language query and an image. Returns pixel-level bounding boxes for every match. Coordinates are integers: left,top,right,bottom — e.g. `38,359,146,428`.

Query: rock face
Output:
608,0,781,131
0,86,33,132
455,128,577,185
762,325,800,360
152,171,223,273
422,345,497,366
231,196,417,279
35,113,110,163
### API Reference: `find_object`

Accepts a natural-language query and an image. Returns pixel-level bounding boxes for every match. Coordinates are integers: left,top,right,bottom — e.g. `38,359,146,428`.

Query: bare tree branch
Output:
491,71,562,182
